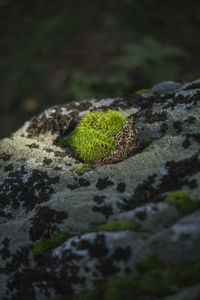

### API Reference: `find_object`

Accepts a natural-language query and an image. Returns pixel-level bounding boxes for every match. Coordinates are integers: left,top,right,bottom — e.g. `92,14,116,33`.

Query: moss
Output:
59,110,126,162
32,231,71,256
165,190,199,214
167,261,200,287
104,277,138,300
90,220,141,232
143,138,154,148
138,272,168,296
135,254,162,274
52,256,200,300
76,167,91,176
136,88,154,95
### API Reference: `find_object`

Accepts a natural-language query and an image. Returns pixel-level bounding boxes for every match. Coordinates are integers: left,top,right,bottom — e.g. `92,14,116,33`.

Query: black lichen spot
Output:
145,110,168,123
78,178,90,187
183,82,200,90
93,196,106,205
45,148,54,153
0,246,29,274
4,163,13,172
29,206,68,241
117,182,126,193
54,151,67,158
27,102,91,137
160,123,168,135
78,234,108,258
92,204,113,219
0,152,11,161
185,116,197,124
173,121,183,133
0,237,11,259
53,166,63,171
111,246,131,261
6,245,83,299
26,143,39,149
182,133,200,149
135,210,147,220
96,257,120,277
118,153,200,211
67,183,79,190
0,166,59,218
96,177,114,190
43,157,52,165
182,138,191,149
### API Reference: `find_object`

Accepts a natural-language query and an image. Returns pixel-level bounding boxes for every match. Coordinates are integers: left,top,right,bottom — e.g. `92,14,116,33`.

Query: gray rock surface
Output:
0,79,200,299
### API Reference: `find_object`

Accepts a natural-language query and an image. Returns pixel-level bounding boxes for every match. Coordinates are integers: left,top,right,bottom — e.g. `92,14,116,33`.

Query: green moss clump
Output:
135,255,162,274
167,261,200,287
76,167,91,176
91,220,140,232
165,190,199,214
143,138,154,148
59,110,126,162
104,277,138,300
138,273,168,296
136,88,153,95
32,231,71,256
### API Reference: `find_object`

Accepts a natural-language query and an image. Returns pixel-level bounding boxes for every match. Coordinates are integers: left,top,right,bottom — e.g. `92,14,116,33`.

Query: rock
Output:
151,80,183,94
0,79,200,300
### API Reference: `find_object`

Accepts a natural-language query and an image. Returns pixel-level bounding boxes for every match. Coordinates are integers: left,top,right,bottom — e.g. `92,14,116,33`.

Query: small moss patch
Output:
136,89,153,95
52,256,200,300
59,110,126,162
165,190,199,214
167,261,200,287
32,231,71,256
76,167,91,176
143,138,154,148
90,220,140,232
104,277,138,300
135,254,162,274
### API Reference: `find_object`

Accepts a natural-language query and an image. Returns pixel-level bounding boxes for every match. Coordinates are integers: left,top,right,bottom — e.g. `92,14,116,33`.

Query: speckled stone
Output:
0,79,200,300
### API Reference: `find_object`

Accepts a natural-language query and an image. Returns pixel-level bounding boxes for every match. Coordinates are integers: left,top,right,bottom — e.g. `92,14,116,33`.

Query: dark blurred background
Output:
0,0,200,138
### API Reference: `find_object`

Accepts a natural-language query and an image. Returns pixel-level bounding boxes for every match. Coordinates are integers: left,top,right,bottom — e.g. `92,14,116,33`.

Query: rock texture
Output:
0,79,200,300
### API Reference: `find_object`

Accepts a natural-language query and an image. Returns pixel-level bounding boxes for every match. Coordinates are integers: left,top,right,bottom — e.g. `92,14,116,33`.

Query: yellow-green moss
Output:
167,261,200,287
143,138,154,148
76,167,91,176
138,273,168,296
52,256,200,300
165,190,199,214
104,277,138,300
135,254,162,274
32,231,71,256
59,110,126,162
90,220,140,232
136,89,153,95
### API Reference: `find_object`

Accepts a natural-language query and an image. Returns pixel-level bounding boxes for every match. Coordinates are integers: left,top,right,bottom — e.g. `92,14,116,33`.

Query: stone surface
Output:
0,79,200,299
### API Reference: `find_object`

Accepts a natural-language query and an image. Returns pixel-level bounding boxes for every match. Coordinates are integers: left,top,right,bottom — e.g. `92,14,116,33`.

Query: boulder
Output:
0,79,200,300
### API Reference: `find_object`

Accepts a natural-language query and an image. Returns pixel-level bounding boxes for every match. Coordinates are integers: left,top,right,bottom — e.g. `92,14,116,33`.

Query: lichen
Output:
32,231,71,256
76,167,91,176
59,110,126,162
90,220,140,232
165,190,199,213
